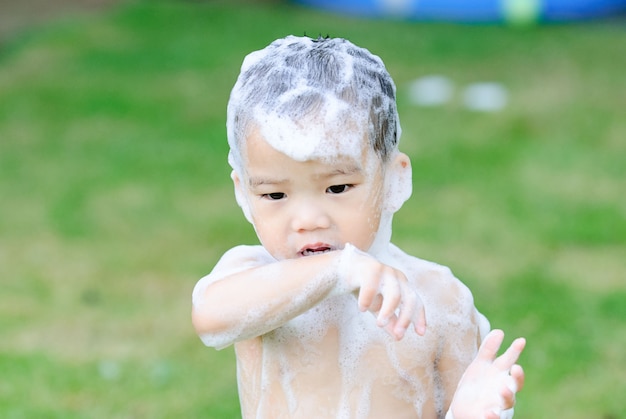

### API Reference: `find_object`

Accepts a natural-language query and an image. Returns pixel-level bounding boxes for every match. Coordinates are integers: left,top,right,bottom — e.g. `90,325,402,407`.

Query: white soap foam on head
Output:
253,94,366,164
227,35,401,172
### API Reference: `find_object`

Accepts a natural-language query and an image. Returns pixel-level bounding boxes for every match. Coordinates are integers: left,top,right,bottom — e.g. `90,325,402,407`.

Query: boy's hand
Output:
448,329,526,419
340,244,427,340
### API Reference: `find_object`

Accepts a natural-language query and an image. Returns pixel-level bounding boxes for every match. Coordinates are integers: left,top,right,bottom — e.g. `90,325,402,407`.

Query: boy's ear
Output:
231,170,253,223
384,152,412,213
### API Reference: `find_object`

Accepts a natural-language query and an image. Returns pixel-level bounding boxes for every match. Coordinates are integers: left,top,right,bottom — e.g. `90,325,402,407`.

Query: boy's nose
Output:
290,201,331,232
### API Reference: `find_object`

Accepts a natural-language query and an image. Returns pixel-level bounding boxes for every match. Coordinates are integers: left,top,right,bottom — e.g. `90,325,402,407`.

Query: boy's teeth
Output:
302,248,331,256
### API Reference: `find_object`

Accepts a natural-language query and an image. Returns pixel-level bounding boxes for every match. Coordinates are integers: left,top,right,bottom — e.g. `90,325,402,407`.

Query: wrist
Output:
331,243,357,296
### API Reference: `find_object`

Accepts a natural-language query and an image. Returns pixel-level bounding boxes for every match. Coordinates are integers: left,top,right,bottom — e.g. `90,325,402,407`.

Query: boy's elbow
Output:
191,305,237,349
191,305,213,336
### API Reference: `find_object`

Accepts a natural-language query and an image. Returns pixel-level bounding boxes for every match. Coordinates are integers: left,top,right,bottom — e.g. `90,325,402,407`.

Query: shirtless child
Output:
192,35,525,419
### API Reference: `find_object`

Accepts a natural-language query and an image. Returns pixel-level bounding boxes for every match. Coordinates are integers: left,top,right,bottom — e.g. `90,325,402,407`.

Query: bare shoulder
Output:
387,244,489,354
215,244,275,269
208,244,277,279
387,244,476,311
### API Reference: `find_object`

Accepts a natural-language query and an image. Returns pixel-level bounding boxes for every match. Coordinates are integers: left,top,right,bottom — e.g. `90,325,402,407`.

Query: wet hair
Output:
226,35,401,171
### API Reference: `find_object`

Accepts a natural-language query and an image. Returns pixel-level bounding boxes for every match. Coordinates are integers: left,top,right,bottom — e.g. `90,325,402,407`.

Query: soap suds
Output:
227,35,400,174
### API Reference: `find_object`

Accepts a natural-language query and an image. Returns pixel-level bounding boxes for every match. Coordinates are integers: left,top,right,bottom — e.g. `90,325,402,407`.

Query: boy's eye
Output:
326,184,351,194
263,192,286,200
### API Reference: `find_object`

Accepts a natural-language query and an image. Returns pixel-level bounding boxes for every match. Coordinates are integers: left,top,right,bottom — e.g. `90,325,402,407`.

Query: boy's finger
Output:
395,288,422,337
511,364,525,392
376,280,401,326
494,337,526,370
500,377,517,409
357,284,377,311
383,315,400,338
392,303,414,339
477,329,505,361
368,294,383,313
413,303,427,336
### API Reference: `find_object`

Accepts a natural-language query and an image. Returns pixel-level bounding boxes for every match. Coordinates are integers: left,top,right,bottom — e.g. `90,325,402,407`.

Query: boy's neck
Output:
367,211,394,258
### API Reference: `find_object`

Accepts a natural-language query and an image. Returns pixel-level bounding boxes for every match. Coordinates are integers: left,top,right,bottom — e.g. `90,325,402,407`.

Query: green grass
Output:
1,1,625,417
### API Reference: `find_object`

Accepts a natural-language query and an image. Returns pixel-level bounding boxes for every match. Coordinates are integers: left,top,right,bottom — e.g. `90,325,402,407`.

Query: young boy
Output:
192,35,525,419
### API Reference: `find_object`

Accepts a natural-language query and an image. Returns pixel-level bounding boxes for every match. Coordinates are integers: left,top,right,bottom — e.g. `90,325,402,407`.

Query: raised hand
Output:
448,329,526,419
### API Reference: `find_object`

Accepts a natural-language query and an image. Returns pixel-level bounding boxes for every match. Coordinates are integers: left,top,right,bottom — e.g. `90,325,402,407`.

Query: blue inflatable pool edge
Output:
292,0,626,23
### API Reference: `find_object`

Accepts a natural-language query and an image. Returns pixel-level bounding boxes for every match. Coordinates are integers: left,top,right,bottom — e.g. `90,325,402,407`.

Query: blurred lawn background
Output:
0,0,625,417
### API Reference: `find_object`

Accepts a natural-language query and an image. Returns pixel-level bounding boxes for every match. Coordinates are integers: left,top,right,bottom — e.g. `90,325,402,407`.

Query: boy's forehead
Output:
242,120,371,166
237,128,388,186
248,107,371,164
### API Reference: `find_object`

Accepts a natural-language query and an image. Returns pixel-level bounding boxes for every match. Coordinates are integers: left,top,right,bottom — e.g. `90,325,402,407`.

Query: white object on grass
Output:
408,75,454,107
463,82,509,112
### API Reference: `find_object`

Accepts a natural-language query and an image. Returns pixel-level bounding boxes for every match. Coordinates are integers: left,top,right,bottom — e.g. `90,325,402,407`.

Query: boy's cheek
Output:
236,192,255,224
248,206,275,232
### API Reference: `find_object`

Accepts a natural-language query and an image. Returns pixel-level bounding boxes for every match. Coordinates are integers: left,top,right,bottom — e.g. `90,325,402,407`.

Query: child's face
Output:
234,129,386,260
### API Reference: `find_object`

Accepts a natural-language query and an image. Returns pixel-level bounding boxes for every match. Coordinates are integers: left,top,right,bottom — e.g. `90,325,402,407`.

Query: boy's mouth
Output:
299,244,335,257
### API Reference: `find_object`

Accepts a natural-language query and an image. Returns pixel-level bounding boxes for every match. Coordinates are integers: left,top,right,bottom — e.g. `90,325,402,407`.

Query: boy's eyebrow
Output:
322,165,362,178
247,165,362,187
248,176,288,187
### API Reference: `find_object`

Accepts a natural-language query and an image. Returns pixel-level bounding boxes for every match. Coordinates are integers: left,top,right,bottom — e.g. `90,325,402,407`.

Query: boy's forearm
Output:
437,310,486,415
192,251,346,348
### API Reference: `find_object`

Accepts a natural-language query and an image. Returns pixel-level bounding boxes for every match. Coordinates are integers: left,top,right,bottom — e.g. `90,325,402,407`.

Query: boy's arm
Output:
192,245,345,349
192,244,426,349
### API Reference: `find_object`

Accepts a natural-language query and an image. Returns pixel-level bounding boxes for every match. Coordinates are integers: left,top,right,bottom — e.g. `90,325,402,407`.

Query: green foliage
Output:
1,1,624,417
